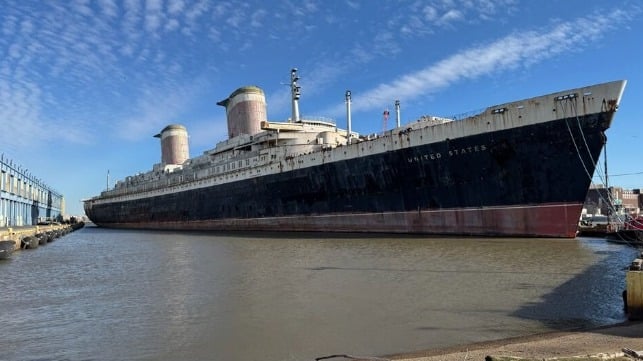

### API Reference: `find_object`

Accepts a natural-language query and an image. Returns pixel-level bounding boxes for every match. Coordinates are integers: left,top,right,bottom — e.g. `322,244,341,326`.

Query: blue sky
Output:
1,0,642,216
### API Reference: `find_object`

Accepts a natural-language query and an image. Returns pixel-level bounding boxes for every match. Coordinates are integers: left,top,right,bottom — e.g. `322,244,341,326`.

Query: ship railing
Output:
296,116,336,126
97,157,271,201
448,107,486,121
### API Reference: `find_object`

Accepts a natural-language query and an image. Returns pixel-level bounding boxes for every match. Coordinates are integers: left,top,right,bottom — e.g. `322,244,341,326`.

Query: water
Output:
0,226,638,361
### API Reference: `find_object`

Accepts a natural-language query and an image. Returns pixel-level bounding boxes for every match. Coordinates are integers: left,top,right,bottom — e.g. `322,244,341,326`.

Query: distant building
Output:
583,184,641,219
620,188,641,215
635,189,643,212
0,155,64,227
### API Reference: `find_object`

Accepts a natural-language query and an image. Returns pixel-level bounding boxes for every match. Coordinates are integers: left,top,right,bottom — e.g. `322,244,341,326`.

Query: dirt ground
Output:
384,321,643,361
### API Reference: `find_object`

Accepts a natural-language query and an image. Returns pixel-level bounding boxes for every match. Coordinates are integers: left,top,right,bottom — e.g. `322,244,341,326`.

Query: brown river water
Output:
0,225,638,361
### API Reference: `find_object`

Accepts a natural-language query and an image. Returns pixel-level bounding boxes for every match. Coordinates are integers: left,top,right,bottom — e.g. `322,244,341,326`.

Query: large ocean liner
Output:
84,69,627,238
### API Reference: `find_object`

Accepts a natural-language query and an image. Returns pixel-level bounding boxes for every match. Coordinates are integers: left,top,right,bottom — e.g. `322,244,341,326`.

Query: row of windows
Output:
0,198,61,227
106,146,319,201
0,170,61,205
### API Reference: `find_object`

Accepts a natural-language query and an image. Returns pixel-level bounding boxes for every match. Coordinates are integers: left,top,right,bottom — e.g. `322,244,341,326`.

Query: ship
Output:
84,69,627,238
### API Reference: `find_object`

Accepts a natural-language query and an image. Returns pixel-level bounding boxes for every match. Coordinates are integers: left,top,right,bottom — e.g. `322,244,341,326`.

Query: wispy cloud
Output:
144,0,164,35
114,79,209,141
187,118,229,150
266,63,350,120
99,0,119,18
168,0,186,15
326,8,633,116
0,78,47,154
265,0,520,115
0,0,637,159
0,0,216,150
400,0,517,35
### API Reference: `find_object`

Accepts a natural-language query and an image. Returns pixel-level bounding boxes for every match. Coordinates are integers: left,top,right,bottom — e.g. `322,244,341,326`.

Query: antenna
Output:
395,100,401,128
346,90,352,145
290,68,301,123
382,108,390,134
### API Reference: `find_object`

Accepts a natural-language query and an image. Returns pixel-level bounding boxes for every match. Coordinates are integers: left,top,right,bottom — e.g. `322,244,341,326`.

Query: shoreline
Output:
0,223,84,251
384,321,643,361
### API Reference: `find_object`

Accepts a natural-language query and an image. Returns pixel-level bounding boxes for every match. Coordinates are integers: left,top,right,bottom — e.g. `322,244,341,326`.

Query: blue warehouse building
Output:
0,156,63,227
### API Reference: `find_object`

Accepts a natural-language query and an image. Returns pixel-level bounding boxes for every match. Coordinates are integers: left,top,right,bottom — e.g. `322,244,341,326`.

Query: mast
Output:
346,90,352,145
382,108,389,134
395,100,401,128
290,68,301,123
604,139,611,231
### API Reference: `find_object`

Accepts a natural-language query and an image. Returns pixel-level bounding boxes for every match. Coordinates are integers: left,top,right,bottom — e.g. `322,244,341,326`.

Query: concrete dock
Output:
0,223,82,251
389,321,643,361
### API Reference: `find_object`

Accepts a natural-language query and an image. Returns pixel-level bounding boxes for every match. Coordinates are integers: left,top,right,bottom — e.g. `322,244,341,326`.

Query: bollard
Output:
626,258,643,320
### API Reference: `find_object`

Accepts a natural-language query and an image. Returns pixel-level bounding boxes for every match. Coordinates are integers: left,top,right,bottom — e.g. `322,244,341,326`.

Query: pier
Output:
0,155,64,227
626,254,643,320
0,222,84,256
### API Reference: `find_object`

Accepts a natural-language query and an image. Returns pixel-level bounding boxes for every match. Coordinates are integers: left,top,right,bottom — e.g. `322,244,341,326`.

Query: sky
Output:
1,0,642,216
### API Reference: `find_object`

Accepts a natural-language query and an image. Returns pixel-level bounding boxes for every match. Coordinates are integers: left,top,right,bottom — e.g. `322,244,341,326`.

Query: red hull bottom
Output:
96,202,583,238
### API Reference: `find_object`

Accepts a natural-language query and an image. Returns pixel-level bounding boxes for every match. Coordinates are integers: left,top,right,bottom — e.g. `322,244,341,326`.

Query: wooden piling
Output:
626,258,643,320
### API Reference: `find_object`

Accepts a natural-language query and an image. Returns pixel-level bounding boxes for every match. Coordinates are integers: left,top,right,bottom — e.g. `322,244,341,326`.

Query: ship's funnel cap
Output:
155,124,189,165
217,86,267,139
154,124,187,138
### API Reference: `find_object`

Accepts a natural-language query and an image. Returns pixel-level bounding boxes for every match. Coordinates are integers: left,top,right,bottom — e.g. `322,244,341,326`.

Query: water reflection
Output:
513,238,631,328
0,227,638,361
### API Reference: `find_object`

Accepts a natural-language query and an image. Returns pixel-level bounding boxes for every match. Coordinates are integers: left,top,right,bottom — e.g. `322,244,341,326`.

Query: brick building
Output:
583,184,641,218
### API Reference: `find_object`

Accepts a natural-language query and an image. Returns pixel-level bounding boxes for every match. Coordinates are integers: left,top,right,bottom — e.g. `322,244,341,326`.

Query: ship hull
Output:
90,203,582,237
85,111,612,238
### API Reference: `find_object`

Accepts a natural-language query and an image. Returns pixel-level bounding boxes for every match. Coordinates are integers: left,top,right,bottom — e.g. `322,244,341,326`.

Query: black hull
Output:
85,113,610,238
